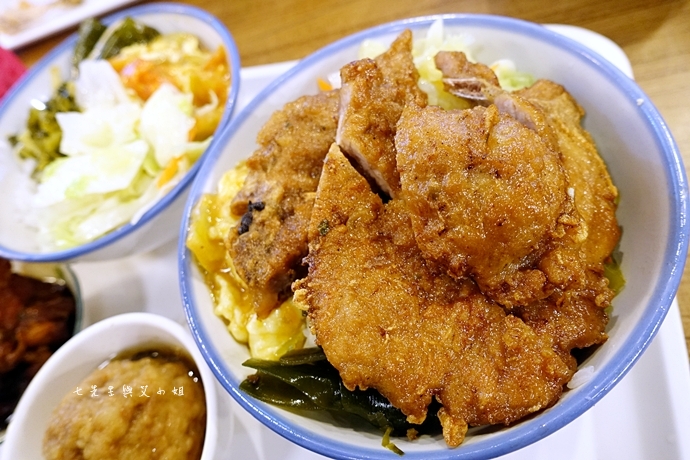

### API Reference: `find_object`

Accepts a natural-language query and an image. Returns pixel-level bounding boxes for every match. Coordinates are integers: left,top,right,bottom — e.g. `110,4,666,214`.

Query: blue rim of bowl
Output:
0,2,241,263
179,13,689,460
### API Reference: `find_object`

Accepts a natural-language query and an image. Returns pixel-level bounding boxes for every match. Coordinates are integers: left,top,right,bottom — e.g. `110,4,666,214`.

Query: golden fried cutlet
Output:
435,51,619,272
336,29,427,198
294,144,572,447
395,103,579,307
516,79,620,268
228,90,340,317
430,52,619,359
510,80,621,363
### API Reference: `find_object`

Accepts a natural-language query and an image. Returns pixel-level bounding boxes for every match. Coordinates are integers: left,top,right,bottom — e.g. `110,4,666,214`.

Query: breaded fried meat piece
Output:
294,144,572,447
510,80,621,363
336,29,427,198
396,103,576,307
425,51,620,359
516,79,620,270
228,90,339,317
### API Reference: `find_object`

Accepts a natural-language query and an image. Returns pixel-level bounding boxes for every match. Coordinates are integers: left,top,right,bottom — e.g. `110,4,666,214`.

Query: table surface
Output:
13,0,690,358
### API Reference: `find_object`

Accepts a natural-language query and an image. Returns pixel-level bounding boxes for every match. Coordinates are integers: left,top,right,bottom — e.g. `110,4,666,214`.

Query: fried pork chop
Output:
336,29,427,198
511,79,621,364
515,79,620,270
395,102,579,307
434,51,619,269
399,51,620,362
228,90,339,317
293,144,572,447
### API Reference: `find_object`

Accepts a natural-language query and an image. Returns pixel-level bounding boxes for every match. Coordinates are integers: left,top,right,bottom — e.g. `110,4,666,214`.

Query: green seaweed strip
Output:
241,348,442,438
240,373,321,410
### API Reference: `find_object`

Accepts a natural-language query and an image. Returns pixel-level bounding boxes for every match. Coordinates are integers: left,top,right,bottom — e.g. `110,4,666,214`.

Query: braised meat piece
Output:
228,90,339,317
0,258,76,431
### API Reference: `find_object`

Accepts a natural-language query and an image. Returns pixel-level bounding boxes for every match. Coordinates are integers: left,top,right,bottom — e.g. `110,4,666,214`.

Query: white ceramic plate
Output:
0,0,140,50
179,15,688,460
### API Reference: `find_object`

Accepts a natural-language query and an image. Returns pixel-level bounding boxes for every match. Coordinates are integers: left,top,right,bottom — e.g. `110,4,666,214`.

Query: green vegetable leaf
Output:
97,17,160,60
72,18,107,70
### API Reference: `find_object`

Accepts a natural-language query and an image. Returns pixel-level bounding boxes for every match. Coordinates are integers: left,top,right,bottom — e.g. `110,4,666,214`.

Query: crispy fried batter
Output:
294,144,572,447
421,51,619,360
228,90,339,317
336,29,427,198
433,50,500,104
516,80,620,268
435,51,560,150
396,103,575,307
511,80,621,362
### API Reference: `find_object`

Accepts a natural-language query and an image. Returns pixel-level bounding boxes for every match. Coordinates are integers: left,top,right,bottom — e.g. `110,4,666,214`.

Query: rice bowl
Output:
179,14,687,459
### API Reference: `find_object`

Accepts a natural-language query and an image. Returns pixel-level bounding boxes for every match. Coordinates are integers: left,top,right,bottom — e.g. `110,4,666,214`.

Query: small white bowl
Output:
0,3,241,263
1,312,227,459
0,261,82,444
179,14,688,460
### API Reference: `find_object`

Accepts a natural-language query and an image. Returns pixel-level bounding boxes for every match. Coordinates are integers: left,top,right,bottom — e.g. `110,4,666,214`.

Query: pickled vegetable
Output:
72,18,107,69
14,83,79,176
97,17,160,60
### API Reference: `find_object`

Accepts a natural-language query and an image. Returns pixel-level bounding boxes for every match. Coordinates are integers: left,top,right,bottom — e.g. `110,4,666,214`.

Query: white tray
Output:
3,24,690,459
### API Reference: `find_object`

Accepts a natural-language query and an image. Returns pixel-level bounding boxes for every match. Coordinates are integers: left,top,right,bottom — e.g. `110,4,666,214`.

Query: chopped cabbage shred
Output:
32,59,202,249
359,18,534,107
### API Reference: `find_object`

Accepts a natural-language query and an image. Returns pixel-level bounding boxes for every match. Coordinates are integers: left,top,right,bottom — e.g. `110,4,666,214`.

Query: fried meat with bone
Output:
396,102,583,308
228,90,339,317
435,51,619,262
336,29,427,198
293,144,572,447
435,51,560,149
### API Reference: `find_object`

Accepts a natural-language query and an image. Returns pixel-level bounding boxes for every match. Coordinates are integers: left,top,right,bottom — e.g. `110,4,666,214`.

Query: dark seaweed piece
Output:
72,17,107,69
97,17,160,60
241,373,322,410
275,346,327,365
240,347,442,437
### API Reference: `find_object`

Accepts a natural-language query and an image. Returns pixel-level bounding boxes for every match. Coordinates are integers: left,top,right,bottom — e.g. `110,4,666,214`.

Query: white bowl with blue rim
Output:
178,14,688,460
0,2,241,262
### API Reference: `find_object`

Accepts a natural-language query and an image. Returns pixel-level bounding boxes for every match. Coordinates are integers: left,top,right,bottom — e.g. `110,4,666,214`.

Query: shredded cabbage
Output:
30,58,206,249
359,18,534,107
